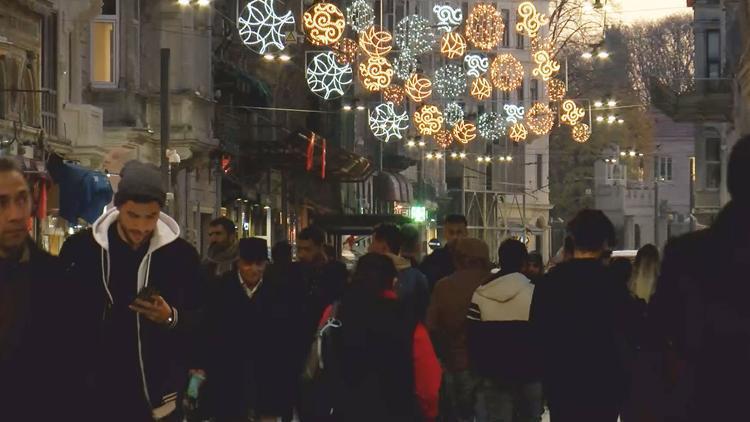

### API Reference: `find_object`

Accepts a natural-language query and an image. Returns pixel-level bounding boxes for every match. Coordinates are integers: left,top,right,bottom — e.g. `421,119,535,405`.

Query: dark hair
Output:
610,257,633,287
567,209,616,253
373,223,403,254
272,240,292,264
209,217,236,235
350,253,398,297
298,225,325,246
444,214,468,226
527,251,543,267
400,224,420,253
0,157,23,175
728,135,750,204
113,192,163,207
563,235,575,255
324,244,336,260
498,238,528,274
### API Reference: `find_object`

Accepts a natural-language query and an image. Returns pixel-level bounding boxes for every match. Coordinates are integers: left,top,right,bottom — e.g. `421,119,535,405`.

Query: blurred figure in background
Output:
202,217,239,280
421,215,468,291
523,251,545,284
400,224,422,268
629,244,660,303
272,240,293,267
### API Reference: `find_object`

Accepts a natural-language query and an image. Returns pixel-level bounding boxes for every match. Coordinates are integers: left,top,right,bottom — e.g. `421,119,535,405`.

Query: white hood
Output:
475,272,532,303
471,272,534,322
92,207,180,253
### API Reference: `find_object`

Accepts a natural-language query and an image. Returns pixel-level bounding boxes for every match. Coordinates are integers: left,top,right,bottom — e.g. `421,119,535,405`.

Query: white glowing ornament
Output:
504,104,525,124
346,0,375,34
238,0,295,54
477,112,505,141
369,102,410,142
395,15,436,56
464,54,489,77
433,63,466,98
306,51,353,99
433,4,463,32
393,53,418,81
444,102,464,127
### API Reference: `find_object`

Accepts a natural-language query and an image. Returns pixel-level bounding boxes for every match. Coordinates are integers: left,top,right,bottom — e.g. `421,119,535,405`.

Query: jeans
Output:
475,378,543,422
439,370,479,422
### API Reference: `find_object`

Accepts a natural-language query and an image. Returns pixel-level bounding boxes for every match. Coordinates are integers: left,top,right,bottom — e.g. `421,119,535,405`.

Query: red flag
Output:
306,134,315,171
321,138,327,179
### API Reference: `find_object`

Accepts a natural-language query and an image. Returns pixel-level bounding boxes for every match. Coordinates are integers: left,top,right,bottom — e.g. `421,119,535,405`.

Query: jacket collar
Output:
91,207,180,254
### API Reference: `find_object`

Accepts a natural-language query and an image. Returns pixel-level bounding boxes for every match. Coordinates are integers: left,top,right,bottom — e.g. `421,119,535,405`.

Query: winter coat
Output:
388,253,430,320
426,268,492,372
59,208,203,419
466,272,541,383
419,246,455,292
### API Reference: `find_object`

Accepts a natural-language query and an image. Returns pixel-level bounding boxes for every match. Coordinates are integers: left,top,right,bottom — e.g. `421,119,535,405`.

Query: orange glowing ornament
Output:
434,130,453,148
464,3,505,51
452,120,477,144
358,26,393,57
303,2,346,46
358,56,393,91
413,104,444,136
440,32,467,59
404,73,432,103
509,122,528,142
383,85,406,105
333,38,358,64
471,77,492,101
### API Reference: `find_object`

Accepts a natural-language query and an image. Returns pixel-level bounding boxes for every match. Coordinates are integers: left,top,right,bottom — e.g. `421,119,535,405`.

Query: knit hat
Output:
454,238,490,262
239,237,269,262
114,160,166,207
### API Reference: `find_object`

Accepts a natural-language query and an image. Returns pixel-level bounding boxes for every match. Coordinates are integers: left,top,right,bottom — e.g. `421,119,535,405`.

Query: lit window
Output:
654,156,673,181
91,0,118,86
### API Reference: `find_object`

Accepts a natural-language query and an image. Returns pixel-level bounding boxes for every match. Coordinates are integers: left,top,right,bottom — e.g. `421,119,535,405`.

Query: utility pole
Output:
654,178,660,248
160,48,171,194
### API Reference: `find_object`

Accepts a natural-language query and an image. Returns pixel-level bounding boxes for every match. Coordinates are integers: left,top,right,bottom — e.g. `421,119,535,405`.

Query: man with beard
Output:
202,217,239,280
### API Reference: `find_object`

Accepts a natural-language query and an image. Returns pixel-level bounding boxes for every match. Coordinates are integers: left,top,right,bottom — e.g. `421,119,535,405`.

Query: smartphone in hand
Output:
135,286,160,303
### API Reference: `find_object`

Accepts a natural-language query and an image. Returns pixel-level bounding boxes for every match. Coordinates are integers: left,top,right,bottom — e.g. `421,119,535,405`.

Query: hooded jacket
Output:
60,207,202,419
466,272,541,383
388,253,429,321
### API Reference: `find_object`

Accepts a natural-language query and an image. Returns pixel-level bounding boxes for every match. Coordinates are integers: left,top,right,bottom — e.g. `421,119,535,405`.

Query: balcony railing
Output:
41,89,57,138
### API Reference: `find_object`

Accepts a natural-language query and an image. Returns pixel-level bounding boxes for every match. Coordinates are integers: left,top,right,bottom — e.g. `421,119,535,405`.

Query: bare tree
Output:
547,0,607,57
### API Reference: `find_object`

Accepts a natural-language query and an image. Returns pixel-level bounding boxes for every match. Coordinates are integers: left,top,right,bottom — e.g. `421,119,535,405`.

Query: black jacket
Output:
59,209,202,419
419,246,455,292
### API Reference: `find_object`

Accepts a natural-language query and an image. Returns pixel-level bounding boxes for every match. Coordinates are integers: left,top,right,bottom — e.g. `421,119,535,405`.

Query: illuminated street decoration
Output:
572,123,591,143
490,54,524,91
464,3,505,51
306,51,353,99
358,56,393,91
452,120,477,144
404,73,433,102
443,102,464,127
433,64,466,98
433,5,463,32
525,102,555,135
560,99,586,126
383,85,406,105
509,122,528,142
477,112,505,141
393,53,418,80
369,102,409,142
471,77,492,101
358,26,393,56
346,0,375,34
516,2,547,39
532,46,561,81
464,53,489,77
303,2,346,46
333,38,358,64
413,104,444,136
434,129,453,148
395,15,436,56
504,104,525,123
440,32,467,59
237,0,295,54
546,78,566,102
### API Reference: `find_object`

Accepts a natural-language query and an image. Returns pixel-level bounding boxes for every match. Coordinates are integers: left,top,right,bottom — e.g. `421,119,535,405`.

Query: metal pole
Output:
160,48,170,193
654,179,659,247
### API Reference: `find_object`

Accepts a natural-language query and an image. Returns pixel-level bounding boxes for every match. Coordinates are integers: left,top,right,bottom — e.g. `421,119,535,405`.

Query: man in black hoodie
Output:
420,214,468,291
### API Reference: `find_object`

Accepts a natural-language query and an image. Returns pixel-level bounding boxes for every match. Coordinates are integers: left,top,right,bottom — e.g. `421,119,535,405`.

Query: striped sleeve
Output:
466,302,481,321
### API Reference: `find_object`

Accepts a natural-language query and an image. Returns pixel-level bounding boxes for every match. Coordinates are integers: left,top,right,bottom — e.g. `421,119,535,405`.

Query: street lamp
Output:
581,51,593,59
607,99,617,107
618,118,624,124
451,152,459,158
596,115,604,122
418,140,426,147
435,152,444,159
356,105,366,111
407,140,416,148
263,54,275,61
594,100,603,108
459,152,467,159
178,0,191,5
197,0,210,6
342,104,352,111
278,54,291,62
597,50,610,59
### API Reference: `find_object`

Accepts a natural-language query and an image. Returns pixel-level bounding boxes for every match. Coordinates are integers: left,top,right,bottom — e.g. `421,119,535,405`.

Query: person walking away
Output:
202,217,239,280
426,238,493,421
59,160,203,422
317,253,442,421
629,244,659,303
523,251,544,284
531,209,631,422
400,224,422,267
272,240,293,266
370,223,430,320
467,239,542,422
649,135,750,422
420,214,468,291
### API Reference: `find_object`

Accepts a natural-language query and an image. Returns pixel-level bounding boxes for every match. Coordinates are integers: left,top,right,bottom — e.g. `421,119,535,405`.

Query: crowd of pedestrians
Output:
2,135,750,422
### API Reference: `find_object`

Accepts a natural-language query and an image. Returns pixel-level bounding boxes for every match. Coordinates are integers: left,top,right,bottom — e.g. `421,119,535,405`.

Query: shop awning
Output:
374,171,414,203
312,214,414,235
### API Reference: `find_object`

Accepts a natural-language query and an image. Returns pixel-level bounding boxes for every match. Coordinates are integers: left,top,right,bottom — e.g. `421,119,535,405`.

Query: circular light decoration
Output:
525,102,555,135
434,130,453,148
395,15,436,56
471,77,492,101
504,104,525,124
546,78,567,102
404,73,432,102
464,3,505,51
393,53,418,81
516,2,547,39
369,102,409,142
509,122,528,142
452,120,477,144
383,85,406,105
303,2,346,47
333,38,358,64
444,102,464,127
440,32,467,59
306,51,353,99
477,112,505,141
433,63,466,98
346,0,375,34
572,123,591,143
464,53,489,77
532,47,561,81
358,56,393,91
433,5,463,32
238,0,296,54
560,99,586,126
413,104,444,136
359,26,393,57
490,54,525,92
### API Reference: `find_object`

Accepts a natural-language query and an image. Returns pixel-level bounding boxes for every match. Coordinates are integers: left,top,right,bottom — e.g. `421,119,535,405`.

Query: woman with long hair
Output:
629,244,660,302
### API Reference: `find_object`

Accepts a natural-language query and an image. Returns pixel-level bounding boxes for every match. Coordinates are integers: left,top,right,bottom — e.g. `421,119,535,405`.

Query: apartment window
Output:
654,156,673,181
530,79,539,101
517,79,525,103
536,154,543,189
502,90,510,103
705,137,721,189
91,0,118,87
706,30,721,78
501,9,510,47
516,12,525,49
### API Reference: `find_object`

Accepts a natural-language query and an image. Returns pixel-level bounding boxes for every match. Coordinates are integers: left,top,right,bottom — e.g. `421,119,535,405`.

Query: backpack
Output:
302,303,345,421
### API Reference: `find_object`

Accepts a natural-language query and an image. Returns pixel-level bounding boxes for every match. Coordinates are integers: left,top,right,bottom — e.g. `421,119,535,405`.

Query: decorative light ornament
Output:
433,5,463,32
346,0,375,34
358,26,393,56
560,100,586,126
369,102,409,142
452,120,477,144
434,130,453,148
358,56,393,91
303,2,346,46
531,45,561,81
393,53,418,81
238,0,295,54
413,104,444,136
504,104,525,124
477,112,505,141
440,32,467,59
490,54,525,91
395,15,436,56
404,73,432,102
509,122,528,142
516,2,547,39
333,38,358,64
464,3,505,51
525,102,555,135
306,51,353,99
444,102,464,127
471,77,492,101
546,78,567,102
383,85,406,105
433,63,466,98
572,123,591,143
464,53,489,77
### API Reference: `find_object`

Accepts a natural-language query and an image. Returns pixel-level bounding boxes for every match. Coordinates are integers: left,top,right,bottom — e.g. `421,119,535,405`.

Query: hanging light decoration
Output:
525,102,555,135
303,2,346,46
383,85,406,105
393,53,418,81
440,32,467,59
560,99,586,126
509,122,528,142
306,51,353,99
369,102,409,142
504,104,525,124
237,0,296,54
433,63,466,98
531,43,561,81
346,0,375,34
404,73,433,102
464,53,489,77
333,38,359,64
490,54,525,91
395,15,436,56
358,26,393,56
434,129,454,148
477,112,505,141
515,2,547,39
471,77,493,101
433,4,463,32
571,123,591,143
546,78,566,102
358,56,393,91
452,120,477,144
443,102,464,127
464,3,505,51
413,104,444,136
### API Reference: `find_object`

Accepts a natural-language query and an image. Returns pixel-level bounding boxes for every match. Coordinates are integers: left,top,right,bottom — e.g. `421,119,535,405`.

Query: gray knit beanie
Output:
114,160,166,207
